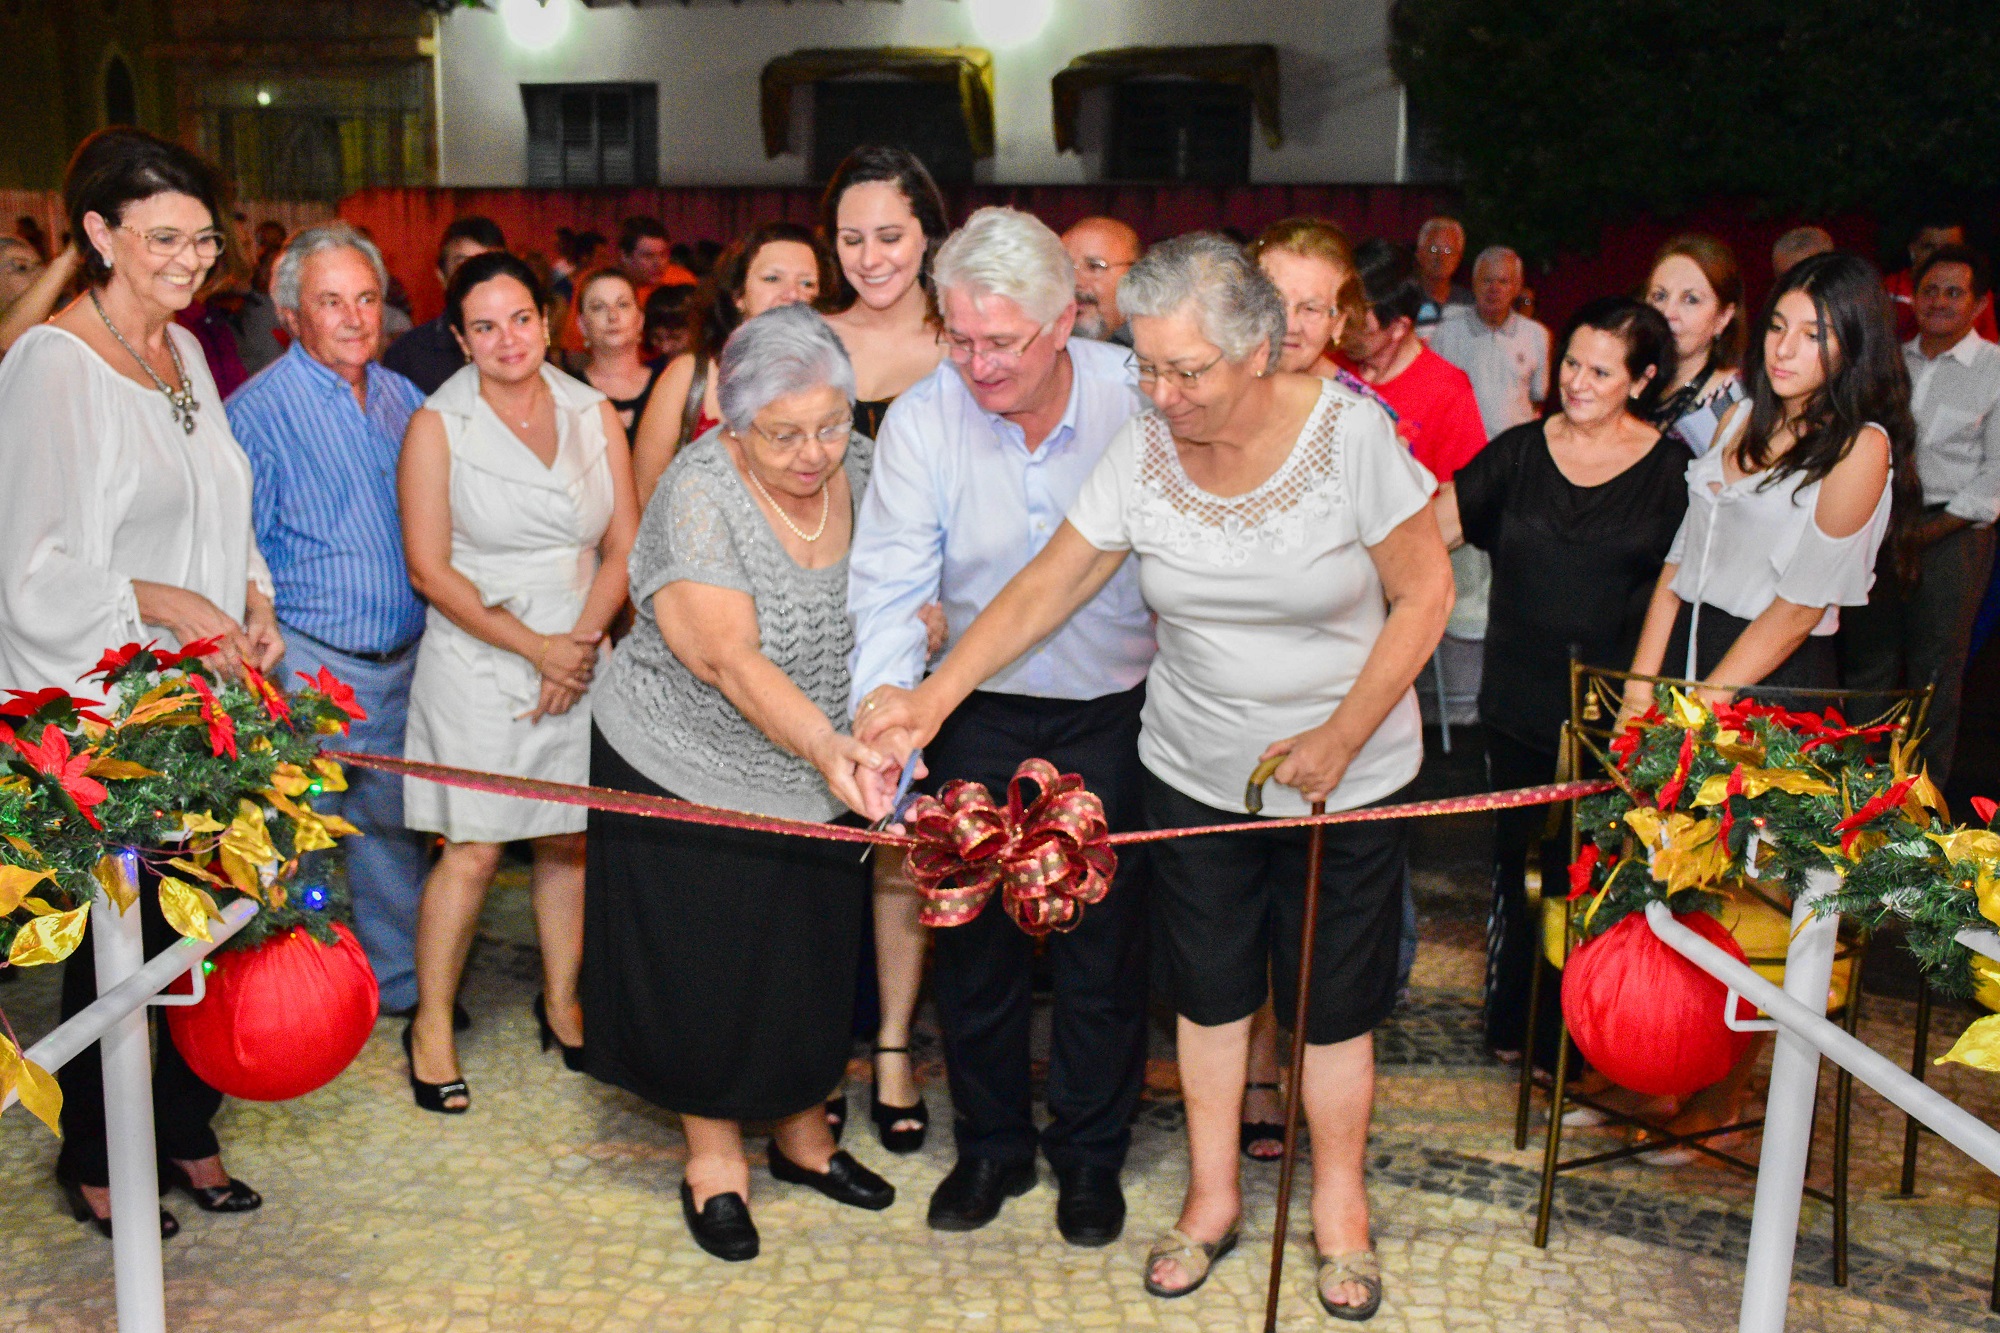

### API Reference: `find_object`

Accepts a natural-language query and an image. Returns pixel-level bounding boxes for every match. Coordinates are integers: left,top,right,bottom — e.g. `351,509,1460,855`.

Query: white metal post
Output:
1736,868,1839,1332
94,853,168,1333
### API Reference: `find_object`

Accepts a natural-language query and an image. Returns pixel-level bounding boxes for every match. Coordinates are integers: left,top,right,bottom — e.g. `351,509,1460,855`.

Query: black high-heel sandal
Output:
58,1172,177,1239
1241,1081,1284,1161
160,1159,261,1213
533,994,587,1072
403,1024,469,1114
870,1045,929,1154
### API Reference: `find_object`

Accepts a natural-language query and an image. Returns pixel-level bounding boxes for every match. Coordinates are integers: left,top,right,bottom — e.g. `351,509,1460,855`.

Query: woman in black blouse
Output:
1433,297,1683,1065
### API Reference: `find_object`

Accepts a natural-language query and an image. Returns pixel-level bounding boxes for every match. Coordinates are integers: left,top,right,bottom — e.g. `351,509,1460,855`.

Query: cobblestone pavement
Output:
4,810,2000,1330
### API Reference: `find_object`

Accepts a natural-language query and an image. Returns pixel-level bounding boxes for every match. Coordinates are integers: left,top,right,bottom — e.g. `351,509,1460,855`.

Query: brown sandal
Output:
1315,1249,1383,1321
1142,1225,1240,1298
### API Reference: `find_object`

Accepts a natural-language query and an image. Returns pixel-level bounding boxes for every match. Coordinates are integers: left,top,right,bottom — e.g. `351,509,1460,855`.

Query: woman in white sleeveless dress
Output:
398,252,639,1113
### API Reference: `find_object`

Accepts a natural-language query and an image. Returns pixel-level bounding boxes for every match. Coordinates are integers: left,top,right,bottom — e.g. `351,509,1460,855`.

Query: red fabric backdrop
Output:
339,185,1883,338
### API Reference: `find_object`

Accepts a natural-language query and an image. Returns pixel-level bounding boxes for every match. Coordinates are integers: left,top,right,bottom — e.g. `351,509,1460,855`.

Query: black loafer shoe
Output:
1054,1163,1126,1246
926,1156,1036,1232
680,1180,758,1262
768,1144,895,1211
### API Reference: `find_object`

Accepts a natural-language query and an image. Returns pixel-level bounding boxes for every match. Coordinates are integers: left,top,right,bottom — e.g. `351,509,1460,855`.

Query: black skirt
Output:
580,724,868,1121
1662,601,1838,695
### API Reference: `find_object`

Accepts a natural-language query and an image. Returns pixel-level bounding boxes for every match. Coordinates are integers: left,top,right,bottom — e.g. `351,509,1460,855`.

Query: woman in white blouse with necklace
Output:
0,128,277,1238
858,235,1454,1318
1625,252,1916,714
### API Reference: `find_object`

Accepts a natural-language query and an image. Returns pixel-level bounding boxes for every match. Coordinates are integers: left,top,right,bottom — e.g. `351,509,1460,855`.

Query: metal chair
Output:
1509,664,1932,1283
1899,971,2000,1311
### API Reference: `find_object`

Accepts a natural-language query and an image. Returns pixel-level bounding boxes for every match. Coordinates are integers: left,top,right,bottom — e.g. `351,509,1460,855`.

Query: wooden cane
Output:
1247,760,1327,1332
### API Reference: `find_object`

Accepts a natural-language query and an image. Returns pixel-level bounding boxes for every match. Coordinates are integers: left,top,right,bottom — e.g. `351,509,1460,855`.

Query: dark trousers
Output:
56,867,223,1186
1481,730,1566,1071
925,686,1150,1174
1841,521,1997,787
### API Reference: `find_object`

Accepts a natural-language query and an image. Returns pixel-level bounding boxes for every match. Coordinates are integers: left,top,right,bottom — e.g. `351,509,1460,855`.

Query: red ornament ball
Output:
1562,910,1754,1098
166,922,379,1101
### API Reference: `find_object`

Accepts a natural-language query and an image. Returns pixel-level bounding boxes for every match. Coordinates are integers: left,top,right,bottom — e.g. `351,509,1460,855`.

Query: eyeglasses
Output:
946,322,1046,371
120,225,227,261
749,417,854,452
1078,257,1133,275
1135,350,1227,389
1287,300,1333,321
1423,243,1460,257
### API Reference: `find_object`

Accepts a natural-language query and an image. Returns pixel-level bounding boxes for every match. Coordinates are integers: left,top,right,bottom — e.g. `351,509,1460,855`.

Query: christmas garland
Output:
0,640,361,1131
1568,690,2000,1070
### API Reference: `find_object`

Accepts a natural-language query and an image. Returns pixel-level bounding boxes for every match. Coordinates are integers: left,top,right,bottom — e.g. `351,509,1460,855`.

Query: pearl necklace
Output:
743,461,830,543
92,290,198,434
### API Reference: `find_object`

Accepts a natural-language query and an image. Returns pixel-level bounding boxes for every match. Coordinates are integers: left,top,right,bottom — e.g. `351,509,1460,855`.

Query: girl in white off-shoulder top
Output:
1617,252,1916,1155
1626,253,1915,716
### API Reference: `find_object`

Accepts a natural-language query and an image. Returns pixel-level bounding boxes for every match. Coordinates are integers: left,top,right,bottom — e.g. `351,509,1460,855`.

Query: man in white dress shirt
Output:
848,207,1155,1247
1844,244,2000,784
1427,246,1549,439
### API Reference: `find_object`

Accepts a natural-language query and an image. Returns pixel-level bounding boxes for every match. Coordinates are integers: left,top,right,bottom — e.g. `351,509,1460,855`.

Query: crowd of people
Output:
2,123,1995,1323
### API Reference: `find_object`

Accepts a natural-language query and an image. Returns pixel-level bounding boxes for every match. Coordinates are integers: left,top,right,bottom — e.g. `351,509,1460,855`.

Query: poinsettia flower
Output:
1832,776,1919,855
241,666,292,726
185,675,238,760
81,642,154,684
154,636,226,672
7,723,108,828
1975,797,1999,827
297,666,366,730
1566,844,1601,900
1655,729,1697,810
0,687,109,726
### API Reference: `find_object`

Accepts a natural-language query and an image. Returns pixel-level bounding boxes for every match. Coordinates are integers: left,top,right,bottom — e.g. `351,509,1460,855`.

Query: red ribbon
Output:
904,759,1115,938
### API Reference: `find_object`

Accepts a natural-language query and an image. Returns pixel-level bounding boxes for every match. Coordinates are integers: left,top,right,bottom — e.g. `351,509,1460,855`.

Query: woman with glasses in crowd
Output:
583,303,897,1263
860,234,1453,1318
630,221,829,508
0,126,276,1240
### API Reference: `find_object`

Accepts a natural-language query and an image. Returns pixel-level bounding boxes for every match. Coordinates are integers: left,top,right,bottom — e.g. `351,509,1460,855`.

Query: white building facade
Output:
434,0,1405,187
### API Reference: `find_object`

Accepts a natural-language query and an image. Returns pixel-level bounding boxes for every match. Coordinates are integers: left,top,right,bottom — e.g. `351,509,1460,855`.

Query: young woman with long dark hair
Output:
1620,251,1915,1151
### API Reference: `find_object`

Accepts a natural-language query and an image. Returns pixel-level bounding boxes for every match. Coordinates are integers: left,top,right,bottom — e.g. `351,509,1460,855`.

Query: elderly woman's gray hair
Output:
717,302,857,435
932,206,1074,328
1118,232,1289,369
271,221,390,312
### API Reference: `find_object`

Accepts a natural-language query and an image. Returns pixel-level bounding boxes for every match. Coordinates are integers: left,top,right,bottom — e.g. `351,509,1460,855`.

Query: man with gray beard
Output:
1061,216,1141,346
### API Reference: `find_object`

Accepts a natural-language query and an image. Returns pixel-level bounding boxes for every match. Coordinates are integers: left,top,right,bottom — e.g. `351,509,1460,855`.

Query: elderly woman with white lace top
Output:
857,234,1454,1318
1625,251,1914,712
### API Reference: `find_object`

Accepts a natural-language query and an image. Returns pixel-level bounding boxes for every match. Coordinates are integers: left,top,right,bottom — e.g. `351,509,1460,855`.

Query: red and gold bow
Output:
903,759,1117,938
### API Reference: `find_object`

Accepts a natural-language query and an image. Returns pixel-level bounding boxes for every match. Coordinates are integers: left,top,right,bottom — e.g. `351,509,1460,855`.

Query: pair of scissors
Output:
861,751,923,861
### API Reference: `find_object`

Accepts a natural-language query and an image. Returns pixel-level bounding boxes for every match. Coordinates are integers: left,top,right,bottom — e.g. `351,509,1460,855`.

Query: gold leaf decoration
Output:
1938,1013,2000,1072
0,865,53,916
311,758,348,792
8,904,89,966
0,1035,61,1135
1692,767,1837,806
91,854,138,914
1650,813,1731,895
269,763,312,797
157,877,219,942
82,756,160,780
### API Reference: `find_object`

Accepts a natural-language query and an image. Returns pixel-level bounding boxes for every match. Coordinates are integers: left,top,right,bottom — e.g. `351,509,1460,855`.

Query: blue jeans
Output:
280,626,433,1011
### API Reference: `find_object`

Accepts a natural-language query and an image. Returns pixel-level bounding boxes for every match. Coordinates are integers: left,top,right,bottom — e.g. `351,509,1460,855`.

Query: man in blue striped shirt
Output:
227,222,433,1016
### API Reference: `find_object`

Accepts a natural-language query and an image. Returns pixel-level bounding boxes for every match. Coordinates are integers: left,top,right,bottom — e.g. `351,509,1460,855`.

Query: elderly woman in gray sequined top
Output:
582,302,898,1264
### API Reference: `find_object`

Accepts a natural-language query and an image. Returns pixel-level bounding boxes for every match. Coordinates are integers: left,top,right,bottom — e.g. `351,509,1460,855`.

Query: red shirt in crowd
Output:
1885,268,1999,345
1335,345,1490,483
